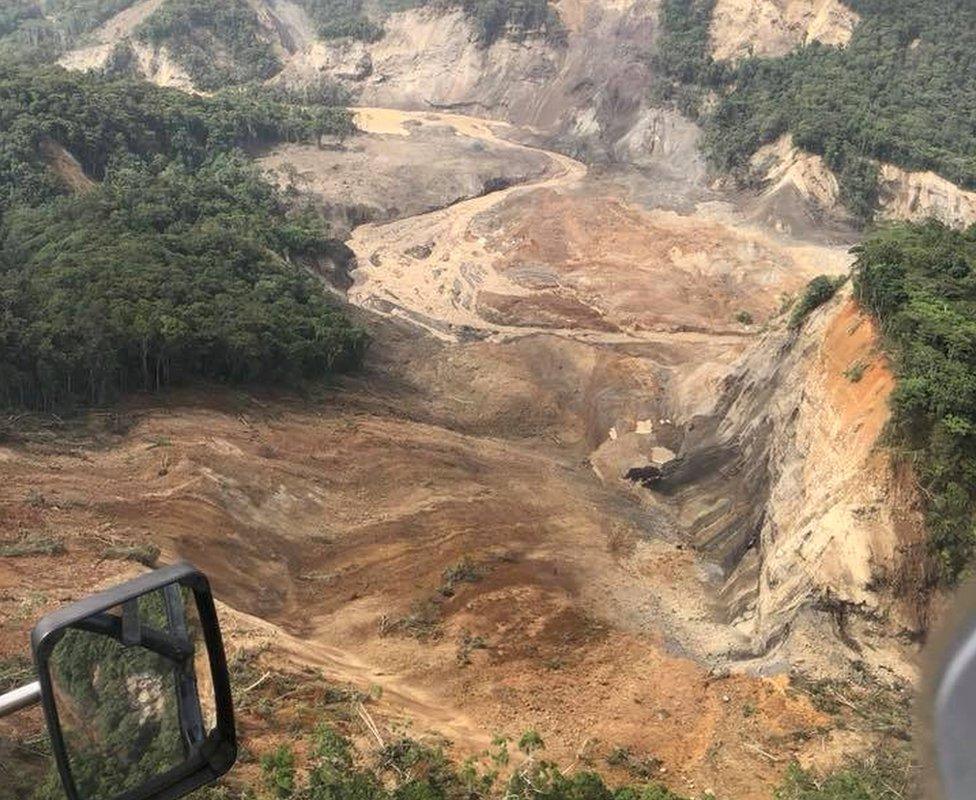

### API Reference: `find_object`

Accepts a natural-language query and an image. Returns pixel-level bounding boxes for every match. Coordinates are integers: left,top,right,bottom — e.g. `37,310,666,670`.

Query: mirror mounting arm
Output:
0,680,41,718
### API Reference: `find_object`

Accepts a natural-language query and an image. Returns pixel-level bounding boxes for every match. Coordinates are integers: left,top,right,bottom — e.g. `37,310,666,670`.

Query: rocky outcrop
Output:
56,0,196,91
877,164,976,229
744,134,850,238
710,0,858,62
749,135,840,212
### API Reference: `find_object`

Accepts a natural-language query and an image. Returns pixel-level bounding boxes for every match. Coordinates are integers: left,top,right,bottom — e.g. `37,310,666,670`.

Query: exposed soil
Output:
0,350,831,799
0,105,887,800
260,111,555,238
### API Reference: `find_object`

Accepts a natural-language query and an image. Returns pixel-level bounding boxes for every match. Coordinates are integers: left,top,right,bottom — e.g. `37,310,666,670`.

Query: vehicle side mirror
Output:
30,563,236,800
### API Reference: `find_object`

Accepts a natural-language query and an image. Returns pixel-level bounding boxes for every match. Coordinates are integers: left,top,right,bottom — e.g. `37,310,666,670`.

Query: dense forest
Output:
297,0,386,42
0,66,365,410
0,1,42,39
853,221,976,583
0,67,354,213
655,0,976,223
136,0,281,90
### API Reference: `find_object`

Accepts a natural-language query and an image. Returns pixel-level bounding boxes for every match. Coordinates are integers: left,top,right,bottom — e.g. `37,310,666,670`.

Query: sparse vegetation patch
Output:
0,534,65,557
789,276,847,330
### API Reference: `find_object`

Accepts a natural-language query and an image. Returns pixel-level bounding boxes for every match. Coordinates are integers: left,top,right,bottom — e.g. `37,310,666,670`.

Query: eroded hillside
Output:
0,1,962,799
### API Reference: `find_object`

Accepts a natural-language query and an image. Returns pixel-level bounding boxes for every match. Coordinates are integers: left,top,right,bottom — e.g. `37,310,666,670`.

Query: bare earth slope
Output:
709,0,858,62
0,103,912,799
2,3,939,797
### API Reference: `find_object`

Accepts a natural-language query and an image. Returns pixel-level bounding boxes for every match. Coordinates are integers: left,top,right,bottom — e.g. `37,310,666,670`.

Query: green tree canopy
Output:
853,220,976,581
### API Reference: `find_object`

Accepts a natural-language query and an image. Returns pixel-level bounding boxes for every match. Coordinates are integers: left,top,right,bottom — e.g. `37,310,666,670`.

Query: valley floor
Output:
0,106,906,799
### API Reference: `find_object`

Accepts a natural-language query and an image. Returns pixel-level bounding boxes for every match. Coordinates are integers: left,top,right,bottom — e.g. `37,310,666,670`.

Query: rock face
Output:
275,1,676,166
61,0,695,169
658,293,930,661
748,134,976,230
877,164,976,229
709,0,858,62
744,134,849,238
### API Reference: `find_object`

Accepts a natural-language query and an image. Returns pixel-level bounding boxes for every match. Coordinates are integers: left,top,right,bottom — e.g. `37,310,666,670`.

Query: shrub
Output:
789,275,847,330
319,14,385,42
262,745,297,799
440,557,482,596
101,543,161,567
844,361,868,383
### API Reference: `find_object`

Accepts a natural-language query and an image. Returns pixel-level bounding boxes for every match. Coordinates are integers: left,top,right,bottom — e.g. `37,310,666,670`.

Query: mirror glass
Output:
45,582,216,800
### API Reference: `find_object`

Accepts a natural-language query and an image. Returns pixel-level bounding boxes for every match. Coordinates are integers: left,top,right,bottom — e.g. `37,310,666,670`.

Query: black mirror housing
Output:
31,563,237,800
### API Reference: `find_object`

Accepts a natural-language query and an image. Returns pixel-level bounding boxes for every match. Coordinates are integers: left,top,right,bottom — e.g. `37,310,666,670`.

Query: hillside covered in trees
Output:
854,221,976,583
0,66,365,410
654,0,976,223
136,0,282,90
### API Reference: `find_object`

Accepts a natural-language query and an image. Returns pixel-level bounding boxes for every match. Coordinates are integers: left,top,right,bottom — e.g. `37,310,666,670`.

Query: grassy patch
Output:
254,723,698,800
0,534,65,557
775,755,915,800
606,746,663,781
439,556,483,596
844,361,869,383
0,653,34,693
378,599,443,641
788,665,918,799
101,543,161,568
380,557,490,641
455,629,488,666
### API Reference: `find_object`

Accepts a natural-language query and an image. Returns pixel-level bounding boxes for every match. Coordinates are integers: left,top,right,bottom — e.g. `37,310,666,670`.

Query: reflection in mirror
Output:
46,583,215,800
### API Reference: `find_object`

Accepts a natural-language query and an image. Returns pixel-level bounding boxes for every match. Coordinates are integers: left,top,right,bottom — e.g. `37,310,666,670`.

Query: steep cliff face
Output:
275,0,696,167
654,293,930,664
709,0,858,62
59,0,702,169
744,134,847,237
56,0,196,89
